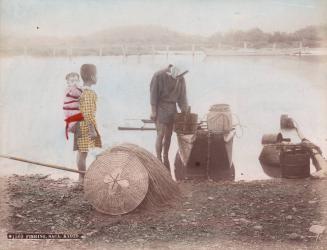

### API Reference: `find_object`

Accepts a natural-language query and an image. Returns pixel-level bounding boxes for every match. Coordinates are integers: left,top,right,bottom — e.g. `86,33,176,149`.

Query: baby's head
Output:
65,72,80,86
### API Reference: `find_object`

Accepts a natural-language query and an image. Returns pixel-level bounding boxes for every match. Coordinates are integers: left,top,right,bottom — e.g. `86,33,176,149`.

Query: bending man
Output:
150,64,189,170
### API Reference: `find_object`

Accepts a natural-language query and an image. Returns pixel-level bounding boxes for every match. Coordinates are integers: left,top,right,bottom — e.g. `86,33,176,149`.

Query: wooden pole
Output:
121,45,128,59
0,154,85,174
243,41,247,49
118,127,156,131
137,46,141,63
123,45,127,57
151,45,155,57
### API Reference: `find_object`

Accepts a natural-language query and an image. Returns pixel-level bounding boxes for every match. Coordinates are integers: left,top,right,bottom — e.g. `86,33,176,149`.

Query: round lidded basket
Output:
207,104,232,133
84,148,149,215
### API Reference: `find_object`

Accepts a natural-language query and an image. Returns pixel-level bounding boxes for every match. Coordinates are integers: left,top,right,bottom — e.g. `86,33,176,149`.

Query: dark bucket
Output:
261,133,283,145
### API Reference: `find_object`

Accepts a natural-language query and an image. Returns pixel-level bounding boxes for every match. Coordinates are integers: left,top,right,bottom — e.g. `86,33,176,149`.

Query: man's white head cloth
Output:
167,64,188,79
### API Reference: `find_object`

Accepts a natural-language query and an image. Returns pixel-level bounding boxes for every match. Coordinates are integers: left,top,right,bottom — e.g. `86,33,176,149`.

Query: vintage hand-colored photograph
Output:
0,0,326,249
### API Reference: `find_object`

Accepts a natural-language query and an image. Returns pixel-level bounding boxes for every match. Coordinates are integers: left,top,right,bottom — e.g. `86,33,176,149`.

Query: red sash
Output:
64,113,84,140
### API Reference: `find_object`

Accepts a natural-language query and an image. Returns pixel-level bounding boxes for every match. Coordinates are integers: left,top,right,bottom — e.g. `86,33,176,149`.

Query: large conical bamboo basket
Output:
84,147,149,215
0,143,180,215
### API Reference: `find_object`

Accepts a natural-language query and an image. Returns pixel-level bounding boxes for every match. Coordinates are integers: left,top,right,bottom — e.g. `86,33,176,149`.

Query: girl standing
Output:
74,64,102,183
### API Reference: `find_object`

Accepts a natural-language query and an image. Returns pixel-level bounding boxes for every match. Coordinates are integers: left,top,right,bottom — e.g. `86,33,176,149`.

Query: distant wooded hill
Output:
208,25,327,48
1,25,326,50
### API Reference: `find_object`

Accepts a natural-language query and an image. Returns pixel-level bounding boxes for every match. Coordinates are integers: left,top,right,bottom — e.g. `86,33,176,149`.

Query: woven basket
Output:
84,148,149,215
84,143,180,215
111,144,180,208
207,104,232,133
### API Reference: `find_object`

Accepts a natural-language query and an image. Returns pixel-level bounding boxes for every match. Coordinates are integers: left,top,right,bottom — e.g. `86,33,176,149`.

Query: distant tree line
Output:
1,25,326,57
207,25,327,48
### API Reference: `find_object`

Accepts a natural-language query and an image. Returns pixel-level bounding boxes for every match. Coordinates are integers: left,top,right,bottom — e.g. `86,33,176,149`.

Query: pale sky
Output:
1,0,326,37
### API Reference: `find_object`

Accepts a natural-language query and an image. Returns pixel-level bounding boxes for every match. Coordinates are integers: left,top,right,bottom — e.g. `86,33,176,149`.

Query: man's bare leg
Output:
155,133,164,162
163,122,173,170
155,122,166,162
77,151,88,183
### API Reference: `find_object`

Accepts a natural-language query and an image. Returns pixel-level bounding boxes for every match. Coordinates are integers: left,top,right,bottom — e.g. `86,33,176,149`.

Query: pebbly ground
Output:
1,175,327,250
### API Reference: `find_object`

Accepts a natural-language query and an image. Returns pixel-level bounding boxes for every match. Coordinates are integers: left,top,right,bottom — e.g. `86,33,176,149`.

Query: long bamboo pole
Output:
0,154,85,174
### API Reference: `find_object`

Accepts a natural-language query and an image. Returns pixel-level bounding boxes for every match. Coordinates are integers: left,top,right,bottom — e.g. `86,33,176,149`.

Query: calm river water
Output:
0,54,326,181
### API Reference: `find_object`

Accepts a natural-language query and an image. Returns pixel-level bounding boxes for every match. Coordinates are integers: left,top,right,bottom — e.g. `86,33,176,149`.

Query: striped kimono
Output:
63,85,83,139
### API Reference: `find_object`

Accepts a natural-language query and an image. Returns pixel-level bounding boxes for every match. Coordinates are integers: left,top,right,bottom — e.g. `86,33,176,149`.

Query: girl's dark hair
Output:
80,64,97,83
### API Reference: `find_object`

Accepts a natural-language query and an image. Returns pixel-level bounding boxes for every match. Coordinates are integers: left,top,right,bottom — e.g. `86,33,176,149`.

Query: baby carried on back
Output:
63,72,84,139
